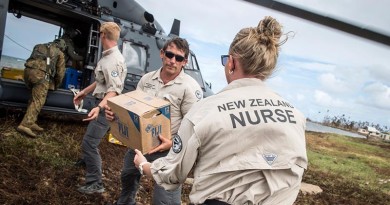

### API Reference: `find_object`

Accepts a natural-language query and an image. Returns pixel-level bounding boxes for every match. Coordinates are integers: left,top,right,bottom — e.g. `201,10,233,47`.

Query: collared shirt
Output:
151,78,308,204
93,46,126,99
137,67,203,135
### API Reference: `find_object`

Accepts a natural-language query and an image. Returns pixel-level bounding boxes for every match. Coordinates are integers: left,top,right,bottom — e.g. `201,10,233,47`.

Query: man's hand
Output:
148,135,172,154
104,105,116,121
83,106,100,121
73,90,86,106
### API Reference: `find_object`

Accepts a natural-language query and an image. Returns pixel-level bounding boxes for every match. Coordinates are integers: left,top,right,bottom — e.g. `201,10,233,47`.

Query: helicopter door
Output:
0,0,9,57
81,22,101,88
184,53,205,90
85,23,101,69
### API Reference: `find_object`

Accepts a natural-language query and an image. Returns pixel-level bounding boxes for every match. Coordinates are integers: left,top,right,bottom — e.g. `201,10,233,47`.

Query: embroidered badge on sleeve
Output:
111,70,119,77
195,90,202,99
172,134,183,153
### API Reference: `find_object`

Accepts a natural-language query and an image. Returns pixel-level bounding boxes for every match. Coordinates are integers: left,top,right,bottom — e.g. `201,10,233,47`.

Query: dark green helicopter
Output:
0,0,214,114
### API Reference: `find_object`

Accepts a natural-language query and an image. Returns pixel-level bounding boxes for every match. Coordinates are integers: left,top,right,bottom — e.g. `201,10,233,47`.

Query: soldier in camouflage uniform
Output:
17,39,66,138
61,27,84,66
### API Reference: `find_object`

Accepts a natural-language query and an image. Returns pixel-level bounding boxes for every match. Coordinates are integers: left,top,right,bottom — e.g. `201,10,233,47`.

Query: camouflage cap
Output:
54,39,66,51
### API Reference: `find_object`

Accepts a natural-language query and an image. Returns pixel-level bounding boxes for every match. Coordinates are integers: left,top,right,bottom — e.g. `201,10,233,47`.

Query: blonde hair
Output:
100,22,121,41
229,16,287,80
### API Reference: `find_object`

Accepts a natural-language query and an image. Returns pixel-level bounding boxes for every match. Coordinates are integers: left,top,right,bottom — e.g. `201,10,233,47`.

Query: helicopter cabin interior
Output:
6,0,104,89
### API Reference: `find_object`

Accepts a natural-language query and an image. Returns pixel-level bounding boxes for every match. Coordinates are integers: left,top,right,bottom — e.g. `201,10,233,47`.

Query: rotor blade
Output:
243,0,390,46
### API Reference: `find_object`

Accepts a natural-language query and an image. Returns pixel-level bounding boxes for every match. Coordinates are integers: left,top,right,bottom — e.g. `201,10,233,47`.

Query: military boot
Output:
31,123,44,132
17,125,37,138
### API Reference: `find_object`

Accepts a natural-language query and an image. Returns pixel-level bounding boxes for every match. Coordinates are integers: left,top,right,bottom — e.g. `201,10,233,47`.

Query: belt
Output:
203,199,230,205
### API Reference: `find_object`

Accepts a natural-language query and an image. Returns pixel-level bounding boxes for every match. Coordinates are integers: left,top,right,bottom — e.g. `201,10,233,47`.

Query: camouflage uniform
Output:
61,28,84,69
61,34,84,62
17,40,66,137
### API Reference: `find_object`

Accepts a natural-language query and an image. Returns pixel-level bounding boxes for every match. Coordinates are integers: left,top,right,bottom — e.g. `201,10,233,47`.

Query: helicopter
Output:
0,0,214,114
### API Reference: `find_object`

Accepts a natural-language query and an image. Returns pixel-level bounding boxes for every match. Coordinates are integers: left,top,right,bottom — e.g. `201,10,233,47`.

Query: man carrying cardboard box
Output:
105,37,203,205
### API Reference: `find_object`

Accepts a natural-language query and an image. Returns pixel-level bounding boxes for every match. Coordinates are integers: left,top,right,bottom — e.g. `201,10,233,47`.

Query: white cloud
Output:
296,93,305,101
285,60,335,72
358,82,390,110
314,90,345,107
369,65,390,84
319,73,349,93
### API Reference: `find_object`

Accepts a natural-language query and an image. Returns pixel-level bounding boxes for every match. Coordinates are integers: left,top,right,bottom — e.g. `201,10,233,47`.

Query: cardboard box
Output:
107,90,171,153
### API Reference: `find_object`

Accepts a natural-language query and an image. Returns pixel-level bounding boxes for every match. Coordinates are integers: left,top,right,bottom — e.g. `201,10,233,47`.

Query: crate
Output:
62,67,82,89
1,67,24,81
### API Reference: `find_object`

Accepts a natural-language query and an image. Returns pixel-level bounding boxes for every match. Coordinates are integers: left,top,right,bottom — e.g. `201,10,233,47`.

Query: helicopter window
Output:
1,14,59,70
185,53,195,70
122,41,146,73
184,53,204,89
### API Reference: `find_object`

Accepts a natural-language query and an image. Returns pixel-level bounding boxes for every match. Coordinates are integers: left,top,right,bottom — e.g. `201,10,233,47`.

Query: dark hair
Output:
163,37,190,58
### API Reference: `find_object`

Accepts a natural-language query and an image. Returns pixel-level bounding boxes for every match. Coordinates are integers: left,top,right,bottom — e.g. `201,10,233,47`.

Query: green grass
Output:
0,113,84,169
1,131,77,168
306,132,390,194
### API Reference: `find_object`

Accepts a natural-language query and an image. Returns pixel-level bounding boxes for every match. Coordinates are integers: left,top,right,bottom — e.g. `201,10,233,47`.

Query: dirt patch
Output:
1,109,390,204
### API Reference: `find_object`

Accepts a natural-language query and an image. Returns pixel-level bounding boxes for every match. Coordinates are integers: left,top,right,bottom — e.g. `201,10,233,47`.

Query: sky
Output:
137,0,390,128
2,0,390,129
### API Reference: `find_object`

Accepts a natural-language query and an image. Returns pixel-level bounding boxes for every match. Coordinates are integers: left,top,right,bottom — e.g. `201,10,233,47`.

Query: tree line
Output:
314,114,389,133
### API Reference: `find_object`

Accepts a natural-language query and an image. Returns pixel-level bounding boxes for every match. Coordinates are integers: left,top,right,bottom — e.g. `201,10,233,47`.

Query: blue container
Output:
62,67,82,89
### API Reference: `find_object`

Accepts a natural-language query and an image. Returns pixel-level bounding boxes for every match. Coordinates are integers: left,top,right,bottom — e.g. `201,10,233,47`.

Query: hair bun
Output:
256,16,282,46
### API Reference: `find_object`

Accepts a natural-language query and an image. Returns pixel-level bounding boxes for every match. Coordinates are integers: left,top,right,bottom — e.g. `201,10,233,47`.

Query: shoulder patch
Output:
111,70,119,77
172,134,183,153
263,153,278,165
195,90,202,99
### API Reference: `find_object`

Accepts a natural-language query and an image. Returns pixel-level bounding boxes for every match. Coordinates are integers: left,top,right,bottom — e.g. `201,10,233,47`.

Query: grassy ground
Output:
296,131,390,205
1,108,390,204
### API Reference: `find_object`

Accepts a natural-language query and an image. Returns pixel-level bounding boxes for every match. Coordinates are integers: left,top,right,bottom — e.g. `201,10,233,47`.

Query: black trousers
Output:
192,199,230,205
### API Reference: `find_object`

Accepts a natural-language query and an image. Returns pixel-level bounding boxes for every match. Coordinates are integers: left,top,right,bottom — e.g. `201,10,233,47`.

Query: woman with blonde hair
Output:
135,16,307,205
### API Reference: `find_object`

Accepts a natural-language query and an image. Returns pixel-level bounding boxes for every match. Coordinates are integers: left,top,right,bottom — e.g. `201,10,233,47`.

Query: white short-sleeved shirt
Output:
151,78,308,204
137,68,203,135
93,46,126,99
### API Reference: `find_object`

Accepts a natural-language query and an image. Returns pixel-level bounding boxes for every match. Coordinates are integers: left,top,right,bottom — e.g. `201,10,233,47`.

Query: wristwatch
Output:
138,161,149,175
97,105,103,112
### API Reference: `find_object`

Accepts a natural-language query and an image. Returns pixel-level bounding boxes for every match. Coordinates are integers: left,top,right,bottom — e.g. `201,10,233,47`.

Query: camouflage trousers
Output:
20,81,50,127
